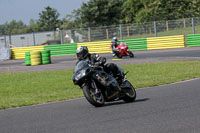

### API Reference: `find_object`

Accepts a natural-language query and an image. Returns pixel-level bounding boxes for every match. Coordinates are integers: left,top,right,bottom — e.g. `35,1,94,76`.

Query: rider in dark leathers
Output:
76,46,124,81
111,37,119,57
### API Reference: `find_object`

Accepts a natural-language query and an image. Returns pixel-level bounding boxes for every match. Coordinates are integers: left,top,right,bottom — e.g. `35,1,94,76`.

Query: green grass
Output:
0,60,200,109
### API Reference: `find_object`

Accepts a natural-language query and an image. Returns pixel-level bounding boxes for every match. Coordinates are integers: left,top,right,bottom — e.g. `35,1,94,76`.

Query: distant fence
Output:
1,17,200,49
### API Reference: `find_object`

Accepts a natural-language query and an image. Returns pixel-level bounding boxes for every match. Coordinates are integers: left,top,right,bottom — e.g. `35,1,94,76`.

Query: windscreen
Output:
74,60,90,73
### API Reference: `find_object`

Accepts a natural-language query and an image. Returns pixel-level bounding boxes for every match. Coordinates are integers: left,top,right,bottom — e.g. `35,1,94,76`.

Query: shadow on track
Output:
134,98,150,103
101,98,150,107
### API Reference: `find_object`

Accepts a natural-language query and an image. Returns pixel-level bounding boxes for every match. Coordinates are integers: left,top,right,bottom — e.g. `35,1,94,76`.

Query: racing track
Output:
0,78,200,133
0,47,200,133
0,47,200,73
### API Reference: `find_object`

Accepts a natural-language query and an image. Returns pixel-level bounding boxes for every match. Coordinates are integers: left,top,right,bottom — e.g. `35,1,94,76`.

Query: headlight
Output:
75,70,86,80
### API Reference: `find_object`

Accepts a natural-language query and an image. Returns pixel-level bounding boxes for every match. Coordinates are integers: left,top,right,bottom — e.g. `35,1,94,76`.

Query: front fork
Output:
125,49,130,55
90,80,100,94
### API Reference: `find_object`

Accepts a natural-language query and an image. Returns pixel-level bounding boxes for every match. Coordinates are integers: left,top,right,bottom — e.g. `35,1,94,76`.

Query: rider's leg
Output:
104,63,124,79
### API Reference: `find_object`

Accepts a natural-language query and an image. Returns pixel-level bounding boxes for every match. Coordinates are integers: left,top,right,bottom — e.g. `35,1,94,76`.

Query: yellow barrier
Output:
11,46,44,59
147,35,184,50
30,51,42,66
77,41,112,53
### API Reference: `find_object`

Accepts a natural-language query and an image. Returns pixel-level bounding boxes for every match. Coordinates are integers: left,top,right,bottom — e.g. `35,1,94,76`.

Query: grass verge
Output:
0,60,200,109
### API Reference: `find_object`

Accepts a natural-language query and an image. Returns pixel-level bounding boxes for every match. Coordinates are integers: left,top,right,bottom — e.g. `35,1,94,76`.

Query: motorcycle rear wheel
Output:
122,80,136,103
83,85,105,107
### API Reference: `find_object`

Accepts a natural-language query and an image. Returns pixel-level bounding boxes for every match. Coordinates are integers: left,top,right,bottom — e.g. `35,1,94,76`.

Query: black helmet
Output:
112,37,118,42
76,46,89,60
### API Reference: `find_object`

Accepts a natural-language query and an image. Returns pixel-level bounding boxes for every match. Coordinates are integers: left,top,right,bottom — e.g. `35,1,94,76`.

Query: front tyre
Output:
128,51,134,58
116,52,122,58
122,80,136,103
83,85,105,107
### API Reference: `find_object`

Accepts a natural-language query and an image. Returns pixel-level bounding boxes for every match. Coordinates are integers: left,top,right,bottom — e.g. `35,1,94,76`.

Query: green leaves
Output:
1,0,200,35
72,0,125,27
38,6,61,31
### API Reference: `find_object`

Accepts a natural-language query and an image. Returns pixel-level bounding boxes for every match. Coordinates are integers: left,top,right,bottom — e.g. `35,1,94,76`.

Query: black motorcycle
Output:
73,60,136,107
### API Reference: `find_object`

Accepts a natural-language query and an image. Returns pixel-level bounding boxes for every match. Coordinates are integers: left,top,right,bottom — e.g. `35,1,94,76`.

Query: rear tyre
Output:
83,85,105,107
122,80,136,103
128,51,134,58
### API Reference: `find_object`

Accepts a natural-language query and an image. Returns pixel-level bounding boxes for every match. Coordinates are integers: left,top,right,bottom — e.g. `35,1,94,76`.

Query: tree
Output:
0,24,7,36
72,0,125,27
38,6,61,31
121,0,197,23
1,20,27,34
61,14,75,29
190,0,200,17
28,19,40,32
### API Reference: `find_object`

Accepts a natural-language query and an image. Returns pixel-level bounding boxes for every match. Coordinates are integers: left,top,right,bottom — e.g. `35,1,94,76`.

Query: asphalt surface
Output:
0,78,200,133
0,47,200,73
0,47,200,133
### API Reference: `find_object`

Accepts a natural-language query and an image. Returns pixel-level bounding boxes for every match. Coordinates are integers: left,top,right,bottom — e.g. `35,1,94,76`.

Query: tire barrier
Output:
120,38,147,51
25,51,31,66
11,34,196,61
44,44,77,56
41,50,51,64
30,51,41,66
77,41,111,53
147,35,184,50
11,46,44,59
187,34,200,47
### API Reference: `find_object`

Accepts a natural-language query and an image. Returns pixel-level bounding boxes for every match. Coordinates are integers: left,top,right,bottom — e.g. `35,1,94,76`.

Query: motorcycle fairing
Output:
92,70,120,99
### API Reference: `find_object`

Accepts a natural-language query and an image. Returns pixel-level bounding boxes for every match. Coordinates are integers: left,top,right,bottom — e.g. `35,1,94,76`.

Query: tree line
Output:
0,0,200,36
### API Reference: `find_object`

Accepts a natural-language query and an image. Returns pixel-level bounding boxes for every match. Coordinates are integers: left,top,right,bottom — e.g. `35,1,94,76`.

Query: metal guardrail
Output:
0,17,200,48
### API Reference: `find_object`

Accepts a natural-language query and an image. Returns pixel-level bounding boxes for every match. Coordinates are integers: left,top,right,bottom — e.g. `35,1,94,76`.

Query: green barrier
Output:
25,51,31,66
44,43,77,56
120,38,147,51
41,50,51,64
187,34,200,47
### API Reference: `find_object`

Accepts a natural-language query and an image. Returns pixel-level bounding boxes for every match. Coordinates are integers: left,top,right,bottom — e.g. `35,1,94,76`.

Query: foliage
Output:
1,0,200,35
121,0,198,23
72,0,125,27
38,6,61,31
0,20,27,35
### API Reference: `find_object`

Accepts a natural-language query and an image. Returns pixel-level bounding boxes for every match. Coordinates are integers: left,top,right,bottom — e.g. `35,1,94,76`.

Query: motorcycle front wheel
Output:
128,51,134,58
116,52,122,58
83,84,105,107
122,80,136,103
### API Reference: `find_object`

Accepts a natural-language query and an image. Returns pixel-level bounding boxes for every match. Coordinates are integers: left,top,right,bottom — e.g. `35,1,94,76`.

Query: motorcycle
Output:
73,60,136,107
112,42,134,58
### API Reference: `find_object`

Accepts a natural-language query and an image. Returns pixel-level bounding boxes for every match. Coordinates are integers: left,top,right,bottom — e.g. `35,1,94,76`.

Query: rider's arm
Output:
91,54,106,66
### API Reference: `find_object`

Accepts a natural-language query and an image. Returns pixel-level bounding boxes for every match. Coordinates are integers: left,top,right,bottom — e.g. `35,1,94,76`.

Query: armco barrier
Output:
147,35,184,50
187,34,200,47
11,46,44,59
44,43,77,56
120,38,147,51
77,41,111,53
